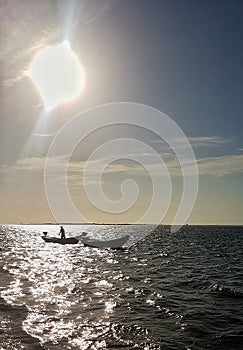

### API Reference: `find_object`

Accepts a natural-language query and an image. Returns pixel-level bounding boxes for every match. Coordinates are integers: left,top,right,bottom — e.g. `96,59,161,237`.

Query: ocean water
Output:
0,225,242,350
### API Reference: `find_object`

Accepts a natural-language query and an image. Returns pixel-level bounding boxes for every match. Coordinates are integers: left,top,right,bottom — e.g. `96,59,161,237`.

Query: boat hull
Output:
81,235,129,249
42,236,79,244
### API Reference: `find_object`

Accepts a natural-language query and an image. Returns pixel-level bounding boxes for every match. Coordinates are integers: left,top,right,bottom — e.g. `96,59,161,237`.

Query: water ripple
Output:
0,224,242,349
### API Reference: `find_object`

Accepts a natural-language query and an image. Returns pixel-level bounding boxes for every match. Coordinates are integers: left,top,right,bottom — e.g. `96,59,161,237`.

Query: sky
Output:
0,0,242,224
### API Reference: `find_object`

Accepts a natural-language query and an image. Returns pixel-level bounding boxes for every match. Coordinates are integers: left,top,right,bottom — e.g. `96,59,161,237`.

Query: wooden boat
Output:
81,235,130,249
41,236,79,245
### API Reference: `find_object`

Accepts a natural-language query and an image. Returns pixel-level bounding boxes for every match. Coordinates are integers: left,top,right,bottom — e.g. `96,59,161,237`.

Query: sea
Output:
0,225,242,350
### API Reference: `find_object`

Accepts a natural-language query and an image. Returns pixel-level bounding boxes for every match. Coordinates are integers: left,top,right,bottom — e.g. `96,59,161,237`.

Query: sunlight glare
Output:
28,41,84,109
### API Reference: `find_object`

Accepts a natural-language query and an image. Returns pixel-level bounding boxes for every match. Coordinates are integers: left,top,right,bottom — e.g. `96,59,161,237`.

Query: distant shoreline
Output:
0,223,242,226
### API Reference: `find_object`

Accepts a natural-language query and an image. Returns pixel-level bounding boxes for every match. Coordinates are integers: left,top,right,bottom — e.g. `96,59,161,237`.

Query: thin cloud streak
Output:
3,152,243,179
32,133,56,138
197,154,243,176
1,132,243,191
188,136,231,146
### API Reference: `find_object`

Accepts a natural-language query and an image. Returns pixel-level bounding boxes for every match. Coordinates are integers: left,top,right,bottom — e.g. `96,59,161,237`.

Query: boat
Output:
41,236,79,245
81,234,130,249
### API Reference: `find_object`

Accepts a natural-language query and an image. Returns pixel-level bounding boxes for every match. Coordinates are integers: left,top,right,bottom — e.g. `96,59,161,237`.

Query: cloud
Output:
148,136,230,155
15,157,46,170
67,152,243,179
2,145,243,193
32,133,55,138
0,158,46,178
187,136,231,147
197,154,243,176
0,164,7,175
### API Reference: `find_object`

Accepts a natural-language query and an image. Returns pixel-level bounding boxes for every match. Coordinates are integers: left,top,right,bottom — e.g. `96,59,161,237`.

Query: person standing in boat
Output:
60,226,66,239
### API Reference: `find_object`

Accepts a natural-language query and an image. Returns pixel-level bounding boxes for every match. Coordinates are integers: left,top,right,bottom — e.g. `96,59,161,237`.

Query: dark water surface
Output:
0,225,242,349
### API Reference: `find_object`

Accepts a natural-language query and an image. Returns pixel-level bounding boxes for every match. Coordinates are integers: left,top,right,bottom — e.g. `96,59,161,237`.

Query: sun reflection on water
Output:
0,225,162,349
1,227,125,348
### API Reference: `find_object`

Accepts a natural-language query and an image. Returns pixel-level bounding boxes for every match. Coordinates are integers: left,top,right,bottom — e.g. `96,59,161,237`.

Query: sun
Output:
28,41,84,110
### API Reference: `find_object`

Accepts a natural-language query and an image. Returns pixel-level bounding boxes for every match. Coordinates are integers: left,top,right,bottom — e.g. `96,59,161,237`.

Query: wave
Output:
210,283,243,298
0,297,44,349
